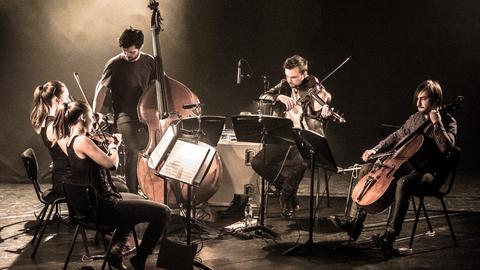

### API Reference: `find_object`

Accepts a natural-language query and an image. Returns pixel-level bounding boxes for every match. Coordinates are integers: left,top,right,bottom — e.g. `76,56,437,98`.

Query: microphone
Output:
182,103,204,109
236,59,242,84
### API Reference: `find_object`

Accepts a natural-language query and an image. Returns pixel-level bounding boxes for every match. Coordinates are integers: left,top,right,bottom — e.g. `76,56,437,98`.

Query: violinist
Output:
93,26,154,193
54,100,170,270
30,80,72,195
251,55,333,218
330,80,457,255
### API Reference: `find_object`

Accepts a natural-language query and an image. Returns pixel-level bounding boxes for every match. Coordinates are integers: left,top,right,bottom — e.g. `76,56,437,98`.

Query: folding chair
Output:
21,148,66,259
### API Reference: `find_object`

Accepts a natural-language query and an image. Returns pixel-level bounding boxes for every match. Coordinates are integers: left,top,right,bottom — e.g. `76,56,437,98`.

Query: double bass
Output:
136,1,222,206
351,96,463,214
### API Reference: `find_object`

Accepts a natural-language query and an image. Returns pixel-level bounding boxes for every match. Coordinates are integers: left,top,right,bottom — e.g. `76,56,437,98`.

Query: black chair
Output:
408,146,461,250
21,148,66,259
62,183,139,270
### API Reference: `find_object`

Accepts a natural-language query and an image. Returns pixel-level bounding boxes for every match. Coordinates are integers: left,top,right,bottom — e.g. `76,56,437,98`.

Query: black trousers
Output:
116,121,146,193
251,144,306,196
350,163,442,237
99,193,171,256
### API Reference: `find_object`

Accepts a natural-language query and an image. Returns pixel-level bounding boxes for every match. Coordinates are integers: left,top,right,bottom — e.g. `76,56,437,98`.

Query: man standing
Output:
93,27,155,193
251,55,332,218
330,80,457,254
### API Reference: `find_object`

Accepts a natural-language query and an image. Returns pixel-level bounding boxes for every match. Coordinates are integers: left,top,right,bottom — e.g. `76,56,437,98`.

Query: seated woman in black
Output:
53,100,170,270
30,80,72,194
30,81,129,195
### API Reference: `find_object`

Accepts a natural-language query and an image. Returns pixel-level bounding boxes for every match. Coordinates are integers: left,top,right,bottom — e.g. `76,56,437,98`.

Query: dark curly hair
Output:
118,26,144,49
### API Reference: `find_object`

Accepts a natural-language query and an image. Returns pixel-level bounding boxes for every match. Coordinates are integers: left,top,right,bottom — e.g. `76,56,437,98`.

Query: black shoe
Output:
218,194,247,218
280,192,294,218
108,248,127,270
329,216,363,241
130,254,146,270
372,232,399,256
291,195,300,211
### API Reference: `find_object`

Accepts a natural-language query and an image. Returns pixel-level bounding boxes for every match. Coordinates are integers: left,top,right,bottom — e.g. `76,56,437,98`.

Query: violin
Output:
88,130,120,148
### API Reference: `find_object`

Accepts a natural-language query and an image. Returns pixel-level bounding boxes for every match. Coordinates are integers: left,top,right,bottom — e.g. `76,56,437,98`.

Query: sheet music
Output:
159,140,210,184
147,125,177,169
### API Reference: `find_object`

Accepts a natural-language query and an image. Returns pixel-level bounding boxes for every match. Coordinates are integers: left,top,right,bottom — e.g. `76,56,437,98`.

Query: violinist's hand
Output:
93,112,105,125
362,149,377,162
429,108,441,124
112,133,122,146
277,94,296,111
320,104,332,119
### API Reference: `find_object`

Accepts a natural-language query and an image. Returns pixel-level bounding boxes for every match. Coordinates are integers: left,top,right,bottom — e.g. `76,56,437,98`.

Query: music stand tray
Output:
293,129,338,173
232,114,295,238
232,115,295,145
283,129,339,255
177,116,225,147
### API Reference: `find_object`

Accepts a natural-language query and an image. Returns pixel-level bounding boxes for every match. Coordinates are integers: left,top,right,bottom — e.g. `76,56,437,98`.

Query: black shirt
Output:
100,53,155,124
40,116,71,193
67,135,120,205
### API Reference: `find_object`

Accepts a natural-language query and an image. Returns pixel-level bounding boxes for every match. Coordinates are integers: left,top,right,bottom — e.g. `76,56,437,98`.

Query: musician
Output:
30,80,72,195
54,100,170,270
30,80,128,227
93,26,155,193
330,80,457,254
251,55,333,218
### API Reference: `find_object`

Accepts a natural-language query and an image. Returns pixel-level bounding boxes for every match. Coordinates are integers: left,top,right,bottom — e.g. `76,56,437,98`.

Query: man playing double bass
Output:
93,27,154,194
330,80,457,254
251,55,333,218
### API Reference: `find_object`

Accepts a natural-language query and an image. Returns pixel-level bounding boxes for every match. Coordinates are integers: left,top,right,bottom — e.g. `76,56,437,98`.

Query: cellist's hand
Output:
277,94,296,111
362,149,377,162
429,108,441,124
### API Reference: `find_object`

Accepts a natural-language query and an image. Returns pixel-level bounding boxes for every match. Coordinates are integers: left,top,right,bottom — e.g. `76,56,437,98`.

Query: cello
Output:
351,96,463,214
136,0,222,206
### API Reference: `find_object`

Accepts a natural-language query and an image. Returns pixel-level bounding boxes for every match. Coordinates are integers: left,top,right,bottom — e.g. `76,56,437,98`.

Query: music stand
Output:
157,139,215,270
282,129,338,255
232,115,295,238
177,116,225,147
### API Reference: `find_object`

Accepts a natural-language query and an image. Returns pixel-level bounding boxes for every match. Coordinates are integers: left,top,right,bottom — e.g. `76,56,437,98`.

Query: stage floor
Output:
1,169,479,270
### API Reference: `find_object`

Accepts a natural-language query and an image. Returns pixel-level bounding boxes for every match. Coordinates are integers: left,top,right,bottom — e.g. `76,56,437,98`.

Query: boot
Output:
372,230,399,256
218,194,247,218
279,191,294,218
130,246,151,270
329,211,366,241
108,244,127,270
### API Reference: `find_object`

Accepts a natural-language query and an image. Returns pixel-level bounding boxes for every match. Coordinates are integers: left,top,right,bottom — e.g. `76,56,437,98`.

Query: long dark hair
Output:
413,80,443,106
53,100,90,140
30,80,67,132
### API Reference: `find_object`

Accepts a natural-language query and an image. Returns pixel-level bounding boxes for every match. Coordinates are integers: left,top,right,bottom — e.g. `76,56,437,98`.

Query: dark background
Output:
1,0,478,182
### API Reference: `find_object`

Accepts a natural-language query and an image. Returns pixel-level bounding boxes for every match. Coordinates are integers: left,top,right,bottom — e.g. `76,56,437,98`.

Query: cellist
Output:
330,80,457,255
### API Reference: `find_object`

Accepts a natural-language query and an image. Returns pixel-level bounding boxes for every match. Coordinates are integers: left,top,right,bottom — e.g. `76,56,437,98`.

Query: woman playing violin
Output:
30,80,72,194
54,100,170,270
330,80,457,255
